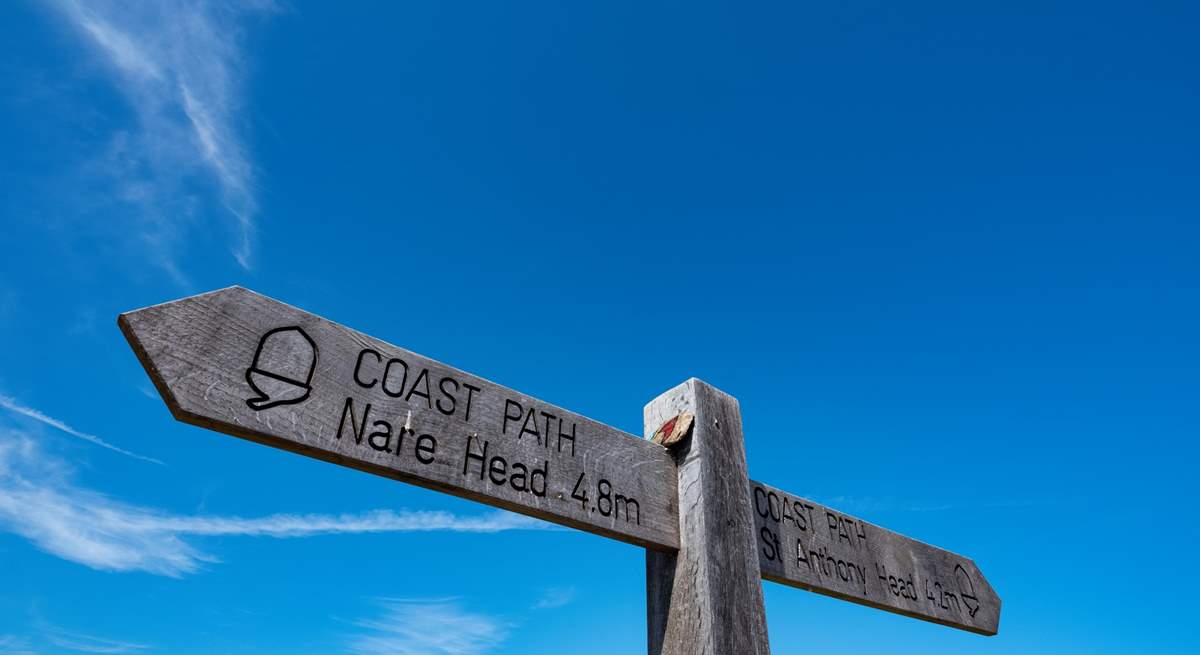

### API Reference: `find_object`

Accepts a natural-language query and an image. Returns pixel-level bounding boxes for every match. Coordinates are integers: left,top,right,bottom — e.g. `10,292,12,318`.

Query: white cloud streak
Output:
0,635,35,655
348,599,508,655
0,394,163,465
531,587,575,610
816,494,1036,514
46,0,273,277
41,626,148,654
0,430,551,577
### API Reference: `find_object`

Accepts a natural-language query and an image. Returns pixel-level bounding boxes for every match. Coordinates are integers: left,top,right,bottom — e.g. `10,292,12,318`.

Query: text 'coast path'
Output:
750,480,1000,635
119,286,680,550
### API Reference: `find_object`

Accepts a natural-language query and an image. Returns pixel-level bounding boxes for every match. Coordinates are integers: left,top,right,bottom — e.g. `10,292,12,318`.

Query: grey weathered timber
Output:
751,480,1001,635
646,380,770,655
119,286,679,550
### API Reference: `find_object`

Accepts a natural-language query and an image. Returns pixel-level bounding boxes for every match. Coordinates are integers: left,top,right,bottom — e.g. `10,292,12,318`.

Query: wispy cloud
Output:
0,635,35,655
41,626,148,654
348,599,509,655
816,494,1036,515
817,495,957,514
0,394,163,465
45,0,275,279
0,430,551,577
531,587,575,610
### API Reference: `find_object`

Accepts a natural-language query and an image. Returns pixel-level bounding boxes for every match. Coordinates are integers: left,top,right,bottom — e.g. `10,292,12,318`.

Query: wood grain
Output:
119,286,679,550
750,480,1001,635
646,379,771,655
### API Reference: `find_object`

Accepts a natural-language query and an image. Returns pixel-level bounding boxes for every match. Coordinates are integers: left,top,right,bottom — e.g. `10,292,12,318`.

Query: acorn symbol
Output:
955,564,981,618
244,326,318,411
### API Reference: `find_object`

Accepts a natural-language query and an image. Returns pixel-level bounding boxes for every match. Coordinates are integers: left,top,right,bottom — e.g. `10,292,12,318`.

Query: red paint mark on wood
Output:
652,412,695,447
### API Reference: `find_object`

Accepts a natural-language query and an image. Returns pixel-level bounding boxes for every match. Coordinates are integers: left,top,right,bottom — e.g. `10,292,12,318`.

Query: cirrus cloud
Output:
0,429,552,577
44,0,276,281
348,599,509,655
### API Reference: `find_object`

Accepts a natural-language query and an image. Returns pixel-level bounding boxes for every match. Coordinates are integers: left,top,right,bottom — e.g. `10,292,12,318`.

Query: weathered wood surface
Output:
646,380,770,655
750,480,1000,635
119,286,679,550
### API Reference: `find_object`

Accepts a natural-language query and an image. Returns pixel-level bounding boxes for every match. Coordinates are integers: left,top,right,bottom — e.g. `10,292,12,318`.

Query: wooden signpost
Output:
751,481,1000,635
119,286,678,550
120,287,1000,652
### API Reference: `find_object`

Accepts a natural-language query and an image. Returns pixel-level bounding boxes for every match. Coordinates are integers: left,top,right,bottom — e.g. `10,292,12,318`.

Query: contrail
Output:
0,394,164,465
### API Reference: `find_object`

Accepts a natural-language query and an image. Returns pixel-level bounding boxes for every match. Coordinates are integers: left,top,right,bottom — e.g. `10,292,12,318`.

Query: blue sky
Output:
1,1,1197,653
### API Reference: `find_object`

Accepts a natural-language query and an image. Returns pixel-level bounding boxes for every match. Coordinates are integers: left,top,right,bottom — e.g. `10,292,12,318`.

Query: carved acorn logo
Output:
245,326,318,411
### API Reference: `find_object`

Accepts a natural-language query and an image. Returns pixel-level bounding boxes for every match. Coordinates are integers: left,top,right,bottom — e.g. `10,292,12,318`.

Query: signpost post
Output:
120,287,1000,652
644,379,770,655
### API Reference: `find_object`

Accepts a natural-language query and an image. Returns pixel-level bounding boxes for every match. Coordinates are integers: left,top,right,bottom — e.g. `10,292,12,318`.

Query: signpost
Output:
750,481,1000,635
119,286,678,550
120,287,1001,652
